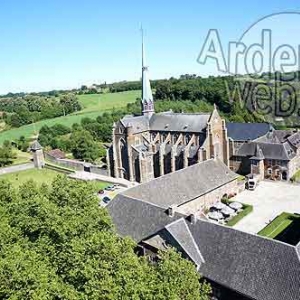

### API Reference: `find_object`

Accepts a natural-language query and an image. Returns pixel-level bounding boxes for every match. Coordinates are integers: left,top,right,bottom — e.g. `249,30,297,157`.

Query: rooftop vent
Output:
167,205,177,217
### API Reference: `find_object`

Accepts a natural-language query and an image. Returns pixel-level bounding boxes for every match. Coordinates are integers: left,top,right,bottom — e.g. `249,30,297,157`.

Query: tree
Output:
0,177,211,299
70,130,101,162
0,142,15,167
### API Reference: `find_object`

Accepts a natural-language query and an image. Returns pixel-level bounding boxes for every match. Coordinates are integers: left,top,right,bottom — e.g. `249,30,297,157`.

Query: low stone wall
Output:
45,153,108,176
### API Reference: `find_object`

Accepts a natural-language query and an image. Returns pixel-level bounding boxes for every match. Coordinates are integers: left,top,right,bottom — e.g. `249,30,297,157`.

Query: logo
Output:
197,12,300,126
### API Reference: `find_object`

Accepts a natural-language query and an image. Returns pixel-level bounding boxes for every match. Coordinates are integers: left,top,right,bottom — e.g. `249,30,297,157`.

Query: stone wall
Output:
45,153,108,176
176,179,239,215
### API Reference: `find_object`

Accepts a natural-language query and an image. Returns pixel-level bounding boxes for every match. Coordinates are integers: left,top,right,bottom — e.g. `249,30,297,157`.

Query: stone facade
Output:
30,141,45,169
108,106,230,183
175,179,238,215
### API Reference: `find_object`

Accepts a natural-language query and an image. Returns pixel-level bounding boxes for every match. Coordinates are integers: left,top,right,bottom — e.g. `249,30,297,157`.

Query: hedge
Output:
226,204,253,227
257,212,297,238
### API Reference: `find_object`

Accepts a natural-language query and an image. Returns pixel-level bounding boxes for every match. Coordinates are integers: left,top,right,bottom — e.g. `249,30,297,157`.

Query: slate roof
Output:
107,194,184,242
164,218,204,268
226,122,273,141
237,141,295,160
108,195,300,300
47,149,66,159
122,159,238,209
120,115,150,133
187,219,300,300
30,140,42,151
149,112,210,133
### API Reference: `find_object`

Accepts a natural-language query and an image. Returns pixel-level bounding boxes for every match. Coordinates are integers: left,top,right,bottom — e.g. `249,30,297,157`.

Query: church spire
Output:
141,27,154,119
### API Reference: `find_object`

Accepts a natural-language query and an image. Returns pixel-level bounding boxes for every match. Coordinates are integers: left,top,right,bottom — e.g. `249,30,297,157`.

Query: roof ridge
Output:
165,218,205,267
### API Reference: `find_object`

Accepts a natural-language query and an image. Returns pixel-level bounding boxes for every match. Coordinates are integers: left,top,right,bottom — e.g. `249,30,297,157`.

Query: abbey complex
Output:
107,41,300,184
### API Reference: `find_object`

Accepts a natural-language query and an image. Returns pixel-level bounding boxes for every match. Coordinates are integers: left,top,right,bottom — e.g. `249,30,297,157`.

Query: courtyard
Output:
232,181,300,234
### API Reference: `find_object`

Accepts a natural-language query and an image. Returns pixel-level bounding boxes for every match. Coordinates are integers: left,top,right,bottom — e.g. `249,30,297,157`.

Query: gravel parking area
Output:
232,181,300,234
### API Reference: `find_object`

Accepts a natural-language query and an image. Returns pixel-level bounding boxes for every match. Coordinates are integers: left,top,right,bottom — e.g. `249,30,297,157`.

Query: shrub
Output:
226,204,253,227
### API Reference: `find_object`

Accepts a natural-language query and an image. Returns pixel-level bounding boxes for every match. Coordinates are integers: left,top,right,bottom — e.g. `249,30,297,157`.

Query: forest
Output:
0,93,81,128
0,176,211,299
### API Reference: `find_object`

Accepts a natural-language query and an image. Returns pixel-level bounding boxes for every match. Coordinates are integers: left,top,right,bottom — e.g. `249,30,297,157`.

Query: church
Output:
107,40,230,183
107,40,300,183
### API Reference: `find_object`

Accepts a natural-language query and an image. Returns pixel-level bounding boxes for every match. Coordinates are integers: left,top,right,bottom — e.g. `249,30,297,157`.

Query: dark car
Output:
102,196,111,204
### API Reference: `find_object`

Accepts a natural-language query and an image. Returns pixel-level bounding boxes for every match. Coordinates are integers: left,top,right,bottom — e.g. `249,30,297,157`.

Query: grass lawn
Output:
12,150,32,165
0,168,61,187
90,180,110,191
0,90,139,144
0,168,111,194
258,212,300,245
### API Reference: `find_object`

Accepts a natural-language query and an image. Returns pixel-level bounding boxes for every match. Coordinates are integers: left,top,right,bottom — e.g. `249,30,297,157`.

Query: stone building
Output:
121,159,239,216
229,128,300,181
30,140,45,169
108,167,300,300
107,39,229,183
107,39,300,183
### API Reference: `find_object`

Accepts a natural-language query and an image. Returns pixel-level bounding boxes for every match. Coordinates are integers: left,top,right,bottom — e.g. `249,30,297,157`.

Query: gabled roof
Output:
187,220,300,300
237,141,295,160
30,140,42,151
165,218,204,268
108,195,300,300
226,122,272,141
120,115,150,133
149,112,210,133
107,194,184,242
122,159,238,209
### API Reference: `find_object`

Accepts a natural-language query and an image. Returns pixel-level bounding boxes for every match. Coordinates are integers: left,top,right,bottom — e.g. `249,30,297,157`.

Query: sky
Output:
1,0,300,94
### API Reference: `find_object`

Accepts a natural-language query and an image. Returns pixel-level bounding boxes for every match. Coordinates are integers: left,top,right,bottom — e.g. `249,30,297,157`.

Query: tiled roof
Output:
108,195,300,300
237,141,295,160
30,140,42,151
120,115,150,133
122,159,238,209
226,122,272,141
149,112,210,133
187,220,300,300
107,195,184,242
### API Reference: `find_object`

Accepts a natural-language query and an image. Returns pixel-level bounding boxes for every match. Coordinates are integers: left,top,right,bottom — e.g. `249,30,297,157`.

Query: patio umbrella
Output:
229,202,243,211
221,206,235,216
208,211,224,221
212,202,226,210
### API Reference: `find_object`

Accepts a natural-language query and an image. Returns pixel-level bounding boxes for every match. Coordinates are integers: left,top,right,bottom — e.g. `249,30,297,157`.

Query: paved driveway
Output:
233,181,300,234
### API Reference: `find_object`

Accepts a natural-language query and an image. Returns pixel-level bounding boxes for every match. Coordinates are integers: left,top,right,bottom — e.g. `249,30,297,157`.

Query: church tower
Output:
141,30,155,119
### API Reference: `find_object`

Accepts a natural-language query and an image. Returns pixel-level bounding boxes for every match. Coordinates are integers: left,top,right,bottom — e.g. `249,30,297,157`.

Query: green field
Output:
258,212,300,245
0,90,139,144
0,168,110,192
0,168,62,187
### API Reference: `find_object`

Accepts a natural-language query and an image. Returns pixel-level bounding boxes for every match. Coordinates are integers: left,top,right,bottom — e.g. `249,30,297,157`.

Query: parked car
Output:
98,189,105,195
102,196,111,204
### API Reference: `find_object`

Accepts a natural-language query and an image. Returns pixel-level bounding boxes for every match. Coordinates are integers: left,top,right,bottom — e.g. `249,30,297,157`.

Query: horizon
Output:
1,0,300,94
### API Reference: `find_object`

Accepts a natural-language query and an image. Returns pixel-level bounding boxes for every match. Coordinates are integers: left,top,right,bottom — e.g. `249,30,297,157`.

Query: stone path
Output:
0,163,34,176
68,171,138,188
233,181,300,234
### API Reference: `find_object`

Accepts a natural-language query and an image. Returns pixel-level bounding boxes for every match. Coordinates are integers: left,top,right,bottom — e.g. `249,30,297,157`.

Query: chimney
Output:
167,205,177,217
190,214,197,224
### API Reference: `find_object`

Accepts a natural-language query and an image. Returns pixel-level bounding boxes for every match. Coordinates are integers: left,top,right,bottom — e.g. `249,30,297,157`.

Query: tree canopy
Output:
0,176,211,299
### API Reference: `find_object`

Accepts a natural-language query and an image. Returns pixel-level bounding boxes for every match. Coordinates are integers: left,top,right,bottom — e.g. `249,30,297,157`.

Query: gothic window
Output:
185,134,192,144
